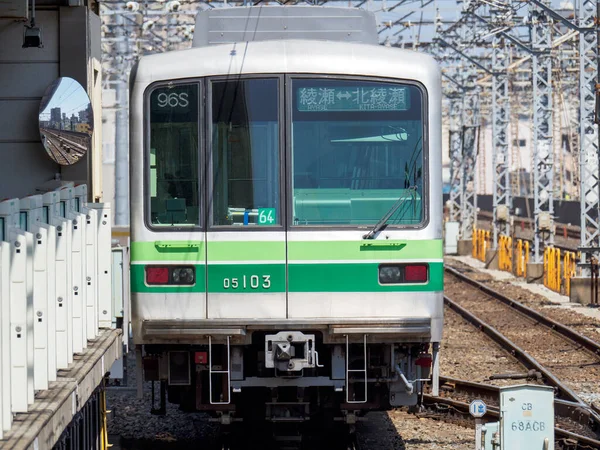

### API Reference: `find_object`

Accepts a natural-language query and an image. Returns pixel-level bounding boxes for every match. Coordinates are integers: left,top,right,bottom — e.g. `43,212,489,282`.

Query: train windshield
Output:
211,78,280,226
291,78,424,227
148,83,200,227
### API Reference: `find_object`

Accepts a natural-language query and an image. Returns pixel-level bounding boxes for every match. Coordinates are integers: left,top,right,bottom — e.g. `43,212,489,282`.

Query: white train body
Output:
129,6,443,426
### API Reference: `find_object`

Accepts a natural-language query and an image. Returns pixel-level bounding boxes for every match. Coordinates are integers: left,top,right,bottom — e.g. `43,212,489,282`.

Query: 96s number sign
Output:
223,275,271,290
156,92,189,108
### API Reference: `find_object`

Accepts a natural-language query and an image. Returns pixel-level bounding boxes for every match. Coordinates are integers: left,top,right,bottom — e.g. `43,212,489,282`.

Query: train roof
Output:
192,6,379,47
132,39,440,92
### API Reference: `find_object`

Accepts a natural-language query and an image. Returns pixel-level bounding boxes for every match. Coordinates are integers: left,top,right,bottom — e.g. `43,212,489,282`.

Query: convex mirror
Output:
38,77,93,165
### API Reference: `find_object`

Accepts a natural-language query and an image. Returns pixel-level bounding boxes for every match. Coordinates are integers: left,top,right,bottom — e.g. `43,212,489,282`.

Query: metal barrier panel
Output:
563,251,578,297
514,239,529,279
543,248,549,287
10,229,31,412
498,235,513,272
42,223,58,381
0,188,122,441
90,204,113,328
111,248,124,325
543,247,562,293
474,230,490,263
24,230,35,405
85,209,99,340
54,216,74,368
32,226,49,391
0,241,10,437
70,210,87,354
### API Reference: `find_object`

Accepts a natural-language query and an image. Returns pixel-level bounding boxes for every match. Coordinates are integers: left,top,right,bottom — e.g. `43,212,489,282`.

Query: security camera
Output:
23,23,43,48
126,1,140,11
166,1,180,11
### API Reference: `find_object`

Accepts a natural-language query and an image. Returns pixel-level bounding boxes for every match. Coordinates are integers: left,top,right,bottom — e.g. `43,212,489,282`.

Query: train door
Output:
139,81,207,321
206,77,286,319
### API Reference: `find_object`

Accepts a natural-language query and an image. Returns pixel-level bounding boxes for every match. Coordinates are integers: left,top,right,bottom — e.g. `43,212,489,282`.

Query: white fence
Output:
0,184,113,439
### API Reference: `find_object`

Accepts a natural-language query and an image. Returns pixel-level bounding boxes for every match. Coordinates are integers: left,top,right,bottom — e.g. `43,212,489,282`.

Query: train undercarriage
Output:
138,330,439,447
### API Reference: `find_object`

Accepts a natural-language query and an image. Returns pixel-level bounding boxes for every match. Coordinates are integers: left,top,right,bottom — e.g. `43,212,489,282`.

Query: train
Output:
129,5,443,446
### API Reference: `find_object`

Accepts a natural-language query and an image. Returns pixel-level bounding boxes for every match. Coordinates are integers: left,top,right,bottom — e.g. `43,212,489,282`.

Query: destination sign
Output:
297,86,410,112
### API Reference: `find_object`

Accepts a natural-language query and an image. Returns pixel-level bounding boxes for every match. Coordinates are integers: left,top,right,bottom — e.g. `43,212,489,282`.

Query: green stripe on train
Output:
288,240,442,261
288,262,443,292
131,239,442,262
130,241,285,262
131,262,443,293
131,241,205,262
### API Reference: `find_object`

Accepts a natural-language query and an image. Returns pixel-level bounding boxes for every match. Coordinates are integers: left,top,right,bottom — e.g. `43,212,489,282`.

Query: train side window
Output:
210,78,280,227
148,83,200,227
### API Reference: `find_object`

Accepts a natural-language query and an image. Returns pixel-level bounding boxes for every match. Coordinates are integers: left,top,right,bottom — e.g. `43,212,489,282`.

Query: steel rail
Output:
443,294,591,407
437,376,596,429
445,266,600,357
421,394,600,449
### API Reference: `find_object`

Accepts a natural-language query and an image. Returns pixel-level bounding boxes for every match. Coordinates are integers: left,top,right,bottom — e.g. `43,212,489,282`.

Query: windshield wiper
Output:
362,186,417,240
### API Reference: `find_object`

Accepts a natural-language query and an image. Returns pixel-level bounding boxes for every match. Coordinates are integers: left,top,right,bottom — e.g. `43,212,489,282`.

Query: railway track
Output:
440,265,600,446
421,389,600,449
41,127,89,165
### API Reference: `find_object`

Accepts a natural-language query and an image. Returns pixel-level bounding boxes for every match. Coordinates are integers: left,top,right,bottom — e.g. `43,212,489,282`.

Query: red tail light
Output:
194,352,208,364
146,266,169,285
415,353,432,368
404,264,428,283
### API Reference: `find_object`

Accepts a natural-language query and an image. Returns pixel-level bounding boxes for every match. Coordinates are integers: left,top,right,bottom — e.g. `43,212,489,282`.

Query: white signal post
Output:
470,399,487,450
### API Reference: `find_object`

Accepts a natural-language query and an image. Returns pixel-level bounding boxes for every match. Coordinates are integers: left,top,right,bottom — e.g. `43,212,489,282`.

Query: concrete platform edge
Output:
1,328,122,450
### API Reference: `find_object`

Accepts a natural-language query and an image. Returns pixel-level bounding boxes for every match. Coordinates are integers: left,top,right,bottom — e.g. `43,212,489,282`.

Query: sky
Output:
39,77,91,120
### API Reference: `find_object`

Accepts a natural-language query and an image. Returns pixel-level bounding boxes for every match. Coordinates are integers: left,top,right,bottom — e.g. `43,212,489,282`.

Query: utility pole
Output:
577,0,600,277
491,31,511,248
531,4,554,263
114,12,130,226
449,94,465,224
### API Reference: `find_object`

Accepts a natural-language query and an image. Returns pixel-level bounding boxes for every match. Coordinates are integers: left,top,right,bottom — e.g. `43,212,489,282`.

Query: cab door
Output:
132,81,207,324
206,77,286,319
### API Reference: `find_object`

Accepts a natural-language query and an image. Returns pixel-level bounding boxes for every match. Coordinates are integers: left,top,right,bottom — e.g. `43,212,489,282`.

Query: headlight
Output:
379,266,402,284
172,267,195,285
378,264,428,284
145,266,195,285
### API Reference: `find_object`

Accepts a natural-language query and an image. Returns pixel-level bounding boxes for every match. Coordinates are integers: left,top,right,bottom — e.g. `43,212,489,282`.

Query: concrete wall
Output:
0,7,102,200
0,11,60,198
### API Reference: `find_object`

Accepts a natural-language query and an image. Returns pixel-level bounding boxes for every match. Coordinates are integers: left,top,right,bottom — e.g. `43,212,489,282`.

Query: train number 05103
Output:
223,275,271,290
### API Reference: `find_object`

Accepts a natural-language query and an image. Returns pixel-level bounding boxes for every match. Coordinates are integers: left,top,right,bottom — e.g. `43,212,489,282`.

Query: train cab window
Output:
210,78,280,227
148,83,200,227
291,78,425,227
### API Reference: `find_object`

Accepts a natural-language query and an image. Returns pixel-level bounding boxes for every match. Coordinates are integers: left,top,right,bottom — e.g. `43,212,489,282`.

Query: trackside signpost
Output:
499,385,554,450
479,385,554,450
470,399,487,450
